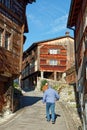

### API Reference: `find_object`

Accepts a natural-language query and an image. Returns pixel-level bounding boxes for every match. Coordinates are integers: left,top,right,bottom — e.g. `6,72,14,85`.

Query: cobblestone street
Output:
0,91,82,130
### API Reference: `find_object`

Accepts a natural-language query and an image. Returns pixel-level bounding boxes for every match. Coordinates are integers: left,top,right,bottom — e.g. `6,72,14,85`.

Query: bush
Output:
53,85,59,90
13,82,19,88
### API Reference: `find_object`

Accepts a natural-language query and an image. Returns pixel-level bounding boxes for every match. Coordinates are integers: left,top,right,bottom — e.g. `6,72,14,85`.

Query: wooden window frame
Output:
0,0,11,8
49,49,60,54
5,32,11,50
49,60,58,66
0,29,3,47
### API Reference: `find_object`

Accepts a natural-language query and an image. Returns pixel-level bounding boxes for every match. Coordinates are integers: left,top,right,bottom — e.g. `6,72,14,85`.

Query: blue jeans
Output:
46,102,55,122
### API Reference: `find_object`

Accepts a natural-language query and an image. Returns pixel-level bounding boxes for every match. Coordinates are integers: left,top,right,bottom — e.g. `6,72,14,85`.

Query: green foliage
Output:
40,79,48,91
68,91,72,95
53,85,59,90
13,82,19,88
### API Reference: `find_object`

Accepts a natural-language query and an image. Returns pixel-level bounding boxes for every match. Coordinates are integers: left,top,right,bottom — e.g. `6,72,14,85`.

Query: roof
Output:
24,34,74,54
26,0,36,4
67,0,82,28
33,34,73,44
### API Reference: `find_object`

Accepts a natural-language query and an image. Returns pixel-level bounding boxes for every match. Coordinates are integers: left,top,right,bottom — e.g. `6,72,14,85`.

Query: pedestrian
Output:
42,83,60,124
42,82,48,93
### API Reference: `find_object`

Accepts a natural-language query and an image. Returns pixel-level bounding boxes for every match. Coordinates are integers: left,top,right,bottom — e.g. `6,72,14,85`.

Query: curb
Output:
0,108,24,126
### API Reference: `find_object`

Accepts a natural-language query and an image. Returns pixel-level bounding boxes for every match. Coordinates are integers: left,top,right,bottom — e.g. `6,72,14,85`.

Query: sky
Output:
24,0,73,51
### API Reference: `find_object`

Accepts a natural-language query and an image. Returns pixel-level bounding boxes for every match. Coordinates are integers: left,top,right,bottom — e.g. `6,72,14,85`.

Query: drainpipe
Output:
67,26,77,71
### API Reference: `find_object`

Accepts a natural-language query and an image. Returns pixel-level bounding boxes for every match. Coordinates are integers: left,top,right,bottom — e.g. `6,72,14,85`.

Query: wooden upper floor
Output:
39,44,67,72
67,0,87,81
0,0,35,79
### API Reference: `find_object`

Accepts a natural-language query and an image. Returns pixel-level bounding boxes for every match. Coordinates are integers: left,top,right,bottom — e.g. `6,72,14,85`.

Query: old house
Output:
22,33,74,90
65,65,76,85
0,0,35,114
67,0,87,129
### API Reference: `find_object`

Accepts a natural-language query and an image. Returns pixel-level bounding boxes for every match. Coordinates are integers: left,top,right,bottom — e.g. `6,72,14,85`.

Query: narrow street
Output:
0,91,82,130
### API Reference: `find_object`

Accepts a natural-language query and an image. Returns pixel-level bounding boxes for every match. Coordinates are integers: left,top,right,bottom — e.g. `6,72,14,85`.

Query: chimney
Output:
65,32,70,36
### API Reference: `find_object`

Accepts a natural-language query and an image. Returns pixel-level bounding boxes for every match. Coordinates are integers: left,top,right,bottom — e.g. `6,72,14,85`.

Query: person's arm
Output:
42,92,46,103
55,91,60,100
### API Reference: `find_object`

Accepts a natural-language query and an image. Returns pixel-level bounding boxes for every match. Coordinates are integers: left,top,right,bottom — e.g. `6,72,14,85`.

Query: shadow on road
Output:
55,114,61,118
20,95,42,108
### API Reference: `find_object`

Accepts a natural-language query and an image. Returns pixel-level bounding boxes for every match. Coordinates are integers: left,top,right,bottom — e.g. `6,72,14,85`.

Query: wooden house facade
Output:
67,0,87,129
22,33,74,90
0,0,35,113
65,65,76,85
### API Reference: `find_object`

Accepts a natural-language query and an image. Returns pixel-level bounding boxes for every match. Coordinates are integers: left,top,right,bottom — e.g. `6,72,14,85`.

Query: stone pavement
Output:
0,91,81,130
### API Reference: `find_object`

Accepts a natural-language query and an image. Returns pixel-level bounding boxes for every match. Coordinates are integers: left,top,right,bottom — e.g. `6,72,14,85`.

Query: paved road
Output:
0,91,81,130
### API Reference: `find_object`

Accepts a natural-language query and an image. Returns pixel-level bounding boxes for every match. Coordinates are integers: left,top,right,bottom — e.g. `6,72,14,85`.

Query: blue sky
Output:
24,0,73,51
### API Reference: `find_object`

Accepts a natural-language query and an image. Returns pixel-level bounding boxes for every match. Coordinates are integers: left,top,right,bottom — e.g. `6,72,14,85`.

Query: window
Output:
5,32,11,50
5,0,11,9
0,29,12,51
30,61,35,68
49,60,58,66
1,0,4,4
0,29,3,46
57,49,60,54
49,49,60,54
25,66,29,76
0,0,11,8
